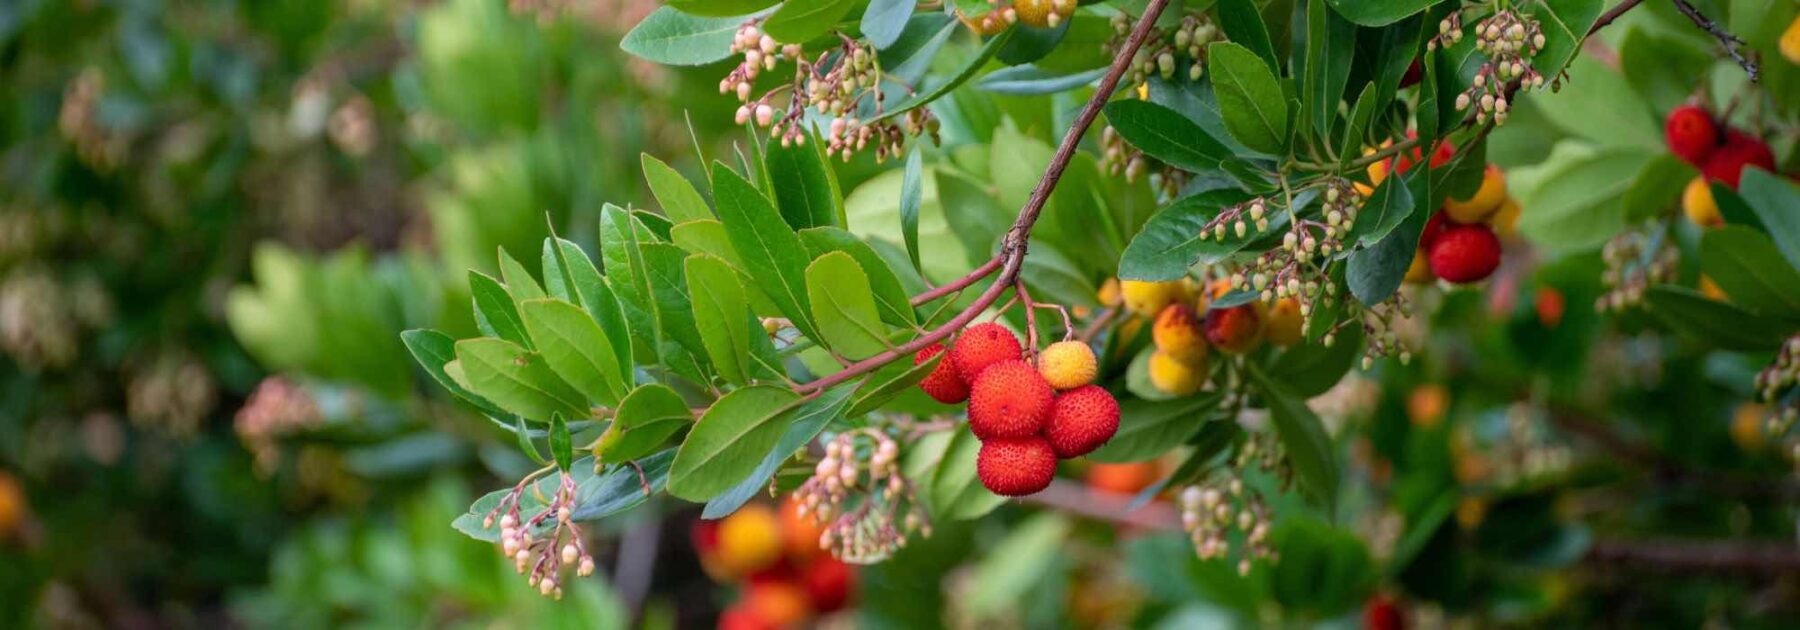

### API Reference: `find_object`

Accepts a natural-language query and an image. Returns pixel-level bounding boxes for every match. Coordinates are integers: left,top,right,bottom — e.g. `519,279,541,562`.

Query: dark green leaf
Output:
1303,0,1357,139
666,0,779,17
874,28,1014,123
401,329,507,418
1207,42,1289,155
996,21,1069,66
620,7,745,66
806,251,889,359
550,413,574,471
1089,391,1226,463
1739,169,1800,271
454,337,588,421
900,147,924,273
766,129,842,230
1102,99,1235,174
861,0,915,49
702,384,857,518
558,239,636,382
1268,323,1364,397
1533,0,1605,79
762,0,858,43
800,227,919,327
712,164,823,342
976,65,1106,94
1217,0,1279,72
1621,155,1698,222
470,271,531,348
1644,285,1791,351
643,153,713,224
519,298,628,407
669,386,802,501
877,13,957,84
1118,188,1266,281
1346,171,1417,247
1326,0,1436,27
1699,226,1800,319
596,384,694,464
686,255,755,385
1248,363,1338,513
453,451,674,542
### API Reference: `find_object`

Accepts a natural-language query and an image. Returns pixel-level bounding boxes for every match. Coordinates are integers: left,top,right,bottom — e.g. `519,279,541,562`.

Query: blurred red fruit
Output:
1427,223,1501,284
1700,129,1775,189
1664,105,1719,166
801,557,857,613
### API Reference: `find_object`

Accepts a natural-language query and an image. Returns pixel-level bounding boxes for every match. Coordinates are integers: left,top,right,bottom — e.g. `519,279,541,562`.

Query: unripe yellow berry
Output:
1731,403,1768,452
1781,16,1800,64
1147,350,1207,396
1443,165,1508,223
1121,280,1186,317
1682,176,1721,228
715,503,783,578
1152,304,1209,364
1264,298,1303,347
1404,251,1434,284
1037,340,1099,390
1491,196,1522,239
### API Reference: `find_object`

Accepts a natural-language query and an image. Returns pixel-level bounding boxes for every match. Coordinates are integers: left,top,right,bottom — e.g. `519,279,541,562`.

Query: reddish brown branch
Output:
795,0,1175,394
1587,538,1800,574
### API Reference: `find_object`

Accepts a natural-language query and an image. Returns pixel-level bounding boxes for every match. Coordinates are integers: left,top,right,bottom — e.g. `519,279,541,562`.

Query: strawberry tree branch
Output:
794,0,1175,395
1669,0,1759,81
1586,538,1800,574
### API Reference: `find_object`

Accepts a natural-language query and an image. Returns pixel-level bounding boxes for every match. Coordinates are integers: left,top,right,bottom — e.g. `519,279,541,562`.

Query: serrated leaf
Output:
557,239,635,383
800,227,918,327
402,329,507,418
455,337,587,422
1247,363,1338,514
597,384,693,464
1207,42,1289,155
686,254,754,385
712,165,824,342
519,298,627,407
702,384,857,518
643,153,713,224
620,7,744,66
806,251,889,359
668,386,802,501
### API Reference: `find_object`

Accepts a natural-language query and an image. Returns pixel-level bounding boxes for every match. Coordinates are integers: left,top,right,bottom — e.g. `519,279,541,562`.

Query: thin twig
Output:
1586,538,1800,574
794,0,1175,394
1670,0,1759,81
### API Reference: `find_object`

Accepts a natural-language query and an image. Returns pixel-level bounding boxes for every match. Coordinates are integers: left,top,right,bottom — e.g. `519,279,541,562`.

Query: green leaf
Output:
762,0,858,44
1102,99,1235,174
1089,391,1227,463
1619,27,1715,114
668,386,802,501
1621,155,1699,222
1337,84,1379,169
905,429,1007,520
643,153,713,224
806,251,889,359
641,240,713,382
1533,55,1660,150
1346,171,1417,248
519,298,628,407
1739,169,1800,271
965,514,1071,615
1217,0,1279,72
1347,178,1427,305
977,65,1107,94
557,239,635,383
1268,518,1373,615
1325,0,1435,26
596,384,694,464
1644,285,1790,351
514,414,551,465
848,356,941,416
498,248,545,301
1207,42,1289,155
600,205,663,366
469,271,531,348
620,7,745,66
702,383,858,518
665,0,779,18
712,165,823,341
685,255,755,385
873,28,1014,123
1118,188,1266,281
861,0,915,49
1303,0,1357,140
454,451,673,542
1514,143,1654,253
401,329,507,417
799,227,918,327
1533,0,1605,80
1713,184,1767,231
877,13,957,84
454,337,587,421
766,129,842,230
900,147,924,273
1247,363,1338,514
542,239,573,302
1700,226,1800,319
1268,323,1364,398
550,413,574,471
996,20,1070,66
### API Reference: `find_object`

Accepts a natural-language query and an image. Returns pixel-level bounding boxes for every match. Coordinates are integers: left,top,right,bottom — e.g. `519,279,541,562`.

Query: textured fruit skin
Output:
1147,350,1206,395
976,436,1058,496
1203,305,1264,354
1427,223,1501,284
1404,251,1435,284
1442,164,1508,223
1664,105,1718,166
1151,303,1209,363
802,556,857,613
1682,176,1721,227
1363,595,1405,630
1121,280,1186,317
1086,461,1161,496
716,503,784,578
950,322,1022,383
1264,298,1304,347
1044,385,1121,458
967,360,1055,440
1701,129,1776,189
1036,340,1098,390
914,343,970,404
1012,0,1068,27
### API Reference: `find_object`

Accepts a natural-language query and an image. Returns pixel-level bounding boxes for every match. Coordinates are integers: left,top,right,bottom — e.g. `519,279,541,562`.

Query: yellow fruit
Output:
1454,451,1490,486
716,503,783,578
0,472,21,537
1147,350,1206,396
1404,251,1434,284
1264,298,1303,347
779,496,824,562
1407,384,1448,428
1151,304,1208,364
1699,275,1728,301
1037,340,1099,390
1491,196,1521,239
1731,403,1768,453
1355,144,1392,197
1443,164,1508,223
1097,278,1122,307
1456,497,1488,530
1121,280,1184,317
1682,176,1721,227
1782,16,1800,64
957,10,1009,36
1012,0,1072,28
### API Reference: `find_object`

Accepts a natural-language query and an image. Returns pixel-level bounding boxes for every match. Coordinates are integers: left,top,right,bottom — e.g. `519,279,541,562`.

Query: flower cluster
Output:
235,377,323,475
126,351,218,437
1099,125,1186,200
1098,12,1225,200
484,472,598,599
723,22,937,162
791,428,929,564
1596,230,1678,312
59,68,127,170
1177,432,1285,575
1439,9,1547,125
1755,336,1800,467
1218,180,1363,337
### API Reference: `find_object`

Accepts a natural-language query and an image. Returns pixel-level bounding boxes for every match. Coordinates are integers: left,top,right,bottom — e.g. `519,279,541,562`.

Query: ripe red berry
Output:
1664,105,1719,166
1700,129,1775,190
914,343,969,404
949,322,1023,383
1419,210,1449,248
1043,385,1121,458
1363,595,1405,630
1393,133,1454,175
967,360,1055,440
1399,59,1422,88
976,436,1058,496
801,557,856,613
1427,222,1501,284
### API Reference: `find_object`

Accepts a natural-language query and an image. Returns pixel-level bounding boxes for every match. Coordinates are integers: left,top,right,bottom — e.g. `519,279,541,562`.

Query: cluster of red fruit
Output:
914,322,1121,497
1665,105,1778,228
1365,137,1515,286
694,500,856,630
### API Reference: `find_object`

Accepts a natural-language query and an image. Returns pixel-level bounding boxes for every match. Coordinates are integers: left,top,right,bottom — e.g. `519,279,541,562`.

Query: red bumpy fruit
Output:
1427,222,1501,284
1363,594,1405,630
1043,385,1121,458
967,360,1055,440
976,436,1058,496
801,557,856,613
914,343,969,404
1664,105,1719,166
949,322,1023,383
1700,129,1775,189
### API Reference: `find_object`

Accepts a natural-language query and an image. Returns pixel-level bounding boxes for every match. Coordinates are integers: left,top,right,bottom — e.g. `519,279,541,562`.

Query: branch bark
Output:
1586,538,1800,574
1670,0,1760,81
